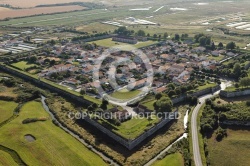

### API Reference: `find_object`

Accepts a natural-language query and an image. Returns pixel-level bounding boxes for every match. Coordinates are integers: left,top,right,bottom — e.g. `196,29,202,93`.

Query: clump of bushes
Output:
22,117,47,124
215,127,227,141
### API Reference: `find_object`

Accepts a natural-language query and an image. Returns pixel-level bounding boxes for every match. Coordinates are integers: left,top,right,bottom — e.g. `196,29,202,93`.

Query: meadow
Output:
110,90,141,100
207,127,250,166
0,101,18,124
0,150,18,166
152,153,184,166
0,101,107,165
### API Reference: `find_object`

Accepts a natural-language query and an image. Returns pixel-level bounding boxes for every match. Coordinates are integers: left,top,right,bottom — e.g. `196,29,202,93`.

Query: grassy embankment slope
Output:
0,101,107,166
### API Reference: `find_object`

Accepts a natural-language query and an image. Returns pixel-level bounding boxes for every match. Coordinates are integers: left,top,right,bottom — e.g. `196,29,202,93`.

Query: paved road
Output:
191,81,231,166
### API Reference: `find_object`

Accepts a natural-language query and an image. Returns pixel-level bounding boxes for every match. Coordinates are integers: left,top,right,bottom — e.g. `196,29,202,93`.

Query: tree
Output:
155,97,173,113
137,30,146,37
211,42,216,50
115,27,131,36
199,36,207,46
218,42,223,48
50,60,56,66
168,90,176,97
3,79,16,87
100,100,109,110
155,93,163,100
239,77,250,87
153,34,157,38
29,56,37,63
163,32,168,39
226,42,236,50
194,33,204,42
233,63,241,78
80,89,85,95
174,34,180,41
50,40,56,45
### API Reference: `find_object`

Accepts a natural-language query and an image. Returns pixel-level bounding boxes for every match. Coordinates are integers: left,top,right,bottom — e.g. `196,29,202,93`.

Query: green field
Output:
110,90,141,100
0,150,18,166
0,101,106,166
0,8,152,27
89,38,157,50
207,55,225,61
11,61,36,70
207,127,250,166
152,153,184,166
141,99,156,111
115,116,159,139
196,83,217,91
0,101,18,124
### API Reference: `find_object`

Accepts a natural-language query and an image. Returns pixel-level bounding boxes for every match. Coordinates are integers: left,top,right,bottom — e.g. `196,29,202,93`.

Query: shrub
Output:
246,101,250,106
22,117,47,124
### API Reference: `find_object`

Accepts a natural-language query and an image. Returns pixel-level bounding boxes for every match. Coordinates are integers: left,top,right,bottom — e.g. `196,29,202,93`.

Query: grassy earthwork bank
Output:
0,100,18,124
2,64,102,104
11,61,36,70
110,90,141,100
89,38,158,50
0,101,107,166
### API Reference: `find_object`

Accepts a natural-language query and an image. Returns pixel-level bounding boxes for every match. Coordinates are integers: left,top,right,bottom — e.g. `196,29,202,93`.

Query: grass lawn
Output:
207,127,250,166
11,61,36,70
110,90,141,100
152,153,184,166
89,38,157,50
224,86,250,92
141,99,156,111
0,100,18,124
207,55,225,61
0,150,18,166
0,101,107,166
115,116,159,139
196,83,217,91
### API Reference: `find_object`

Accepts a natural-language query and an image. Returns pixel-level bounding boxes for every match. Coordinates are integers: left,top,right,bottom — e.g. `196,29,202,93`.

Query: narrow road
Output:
191,81,231,166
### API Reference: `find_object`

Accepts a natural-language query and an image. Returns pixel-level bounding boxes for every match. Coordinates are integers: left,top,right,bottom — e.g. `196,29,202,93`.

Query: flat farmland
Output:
0,6,85,19
0,0,94,8
0,8,151,27
0,7,11,11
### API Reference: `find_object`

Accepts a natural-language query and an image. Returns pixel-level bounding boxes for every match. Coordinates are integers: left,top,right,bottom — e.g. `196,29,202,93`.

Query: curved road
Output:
191,81,231,166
